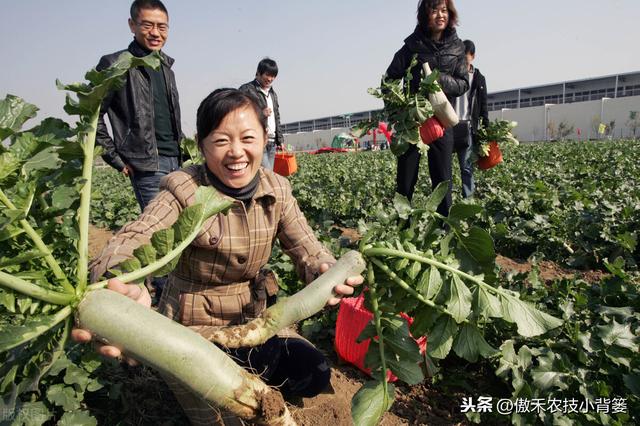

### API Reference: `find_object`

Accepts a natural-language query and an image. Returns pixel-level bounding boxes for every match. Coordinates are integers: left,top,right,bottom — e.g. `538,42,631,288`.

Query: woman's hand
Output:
71,279,151,365
319,263,364,306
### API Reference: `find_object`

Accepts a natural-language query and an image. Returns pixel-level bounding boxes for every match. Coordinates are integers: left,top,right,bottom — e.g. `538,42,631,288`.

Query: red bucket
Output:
477,141,503,170
419,117,445,145
273,151,297,176
335,293,427,381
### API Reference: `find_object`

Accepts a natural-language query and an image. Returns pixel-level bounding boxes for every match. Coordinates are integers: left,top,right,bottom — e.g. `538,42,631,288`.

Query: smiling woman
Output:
198,89,267,189
385,0,468,217
76,88,365,425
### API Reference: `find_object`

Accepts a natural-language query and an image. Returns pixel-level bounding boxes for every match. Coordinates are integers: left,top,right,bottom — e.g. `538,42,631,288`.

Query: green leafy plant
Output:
354,55,440,157
476,119,519,157
0,52,167,422
485,258,639,425
90,168,139,229
288,139,640,270
180,136,204,166
343,186,563,425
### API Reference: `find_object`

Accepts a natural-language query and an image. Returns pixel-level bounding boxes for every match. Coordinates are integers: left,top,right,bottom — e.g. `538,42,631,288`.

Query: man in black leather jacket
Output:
386,0,469,217
96,0,183,212
239,58,284,171
453,39,489,199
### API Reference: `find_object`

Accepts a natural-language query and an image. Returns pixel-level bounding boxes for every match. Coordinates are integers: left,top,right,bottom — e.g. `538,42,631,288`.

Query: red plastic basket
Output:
273,151,297,176
477,141,503,170
335,293,427,381
419,117,445,145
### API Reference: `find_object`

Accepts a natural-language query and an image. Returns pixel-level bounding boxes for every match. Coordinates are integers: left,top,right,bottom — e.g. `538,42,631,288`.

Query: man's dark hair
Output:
130,0,168,21
463,40,475,55
416,0,459,33
196,89,267,146
256,58,278,77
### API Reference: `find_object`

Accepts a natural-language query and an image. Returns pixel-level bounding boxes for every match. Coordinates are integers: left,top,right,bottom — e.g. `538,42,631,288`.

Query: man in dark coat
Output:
96,0,183,212
96,0,183,301
453,39,489,198
239,58,284,171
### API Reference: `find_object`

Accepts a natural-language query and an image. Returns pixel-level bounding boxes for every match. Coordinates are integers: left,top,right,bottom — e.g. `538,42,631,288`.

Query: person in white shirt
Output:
239,58,284,170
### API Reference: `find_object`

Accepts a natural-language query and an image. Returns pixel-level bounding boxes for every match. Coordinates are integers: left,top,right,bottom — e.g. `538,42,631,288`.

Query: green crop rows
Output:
90,168,140,230
91,139,640,273
289,140,639,270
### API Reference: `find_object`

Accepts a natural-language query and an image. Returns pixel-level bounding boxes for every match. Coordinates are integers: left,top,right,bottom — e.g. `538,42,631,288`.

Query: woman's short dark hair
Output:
416,0,459,32
196,89,267,148
130,0,168,21
256,58,278,77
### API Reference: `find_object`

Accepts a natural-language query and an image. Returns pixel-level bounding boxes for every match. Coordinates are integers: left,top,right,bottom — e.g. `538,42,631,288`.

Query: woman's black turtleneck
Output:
205,167,260,205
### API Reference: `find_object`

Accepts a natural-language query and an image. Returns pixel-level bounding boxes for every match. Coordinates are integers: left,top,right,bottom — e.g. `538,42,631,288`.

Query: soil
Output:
292,368,406,426
495,254,608,283
260,390,288,423
86,225,606,425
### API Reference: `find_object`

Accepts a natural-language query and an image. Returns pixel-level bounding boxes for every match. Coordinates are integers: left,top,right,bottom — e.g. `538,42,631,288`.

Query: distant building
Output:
283,71,640,147
487,71,640,111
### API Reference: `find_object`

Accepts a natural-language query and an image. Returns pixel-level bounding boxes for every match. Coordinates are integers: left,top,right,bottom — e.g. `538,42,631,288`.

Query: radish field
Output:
93,138,640,270
3,136,639,425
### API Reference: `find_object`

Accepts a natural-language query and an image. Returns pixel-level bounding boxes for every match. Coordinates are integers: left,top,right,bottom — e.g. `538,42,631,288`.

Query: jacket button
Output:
209,236,218,245
238,256,247,264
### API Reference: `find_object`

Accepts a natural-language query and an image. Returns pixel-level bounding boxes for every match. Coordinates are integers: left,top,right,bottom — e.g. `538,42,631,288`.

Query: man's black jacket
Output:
96,41,183,173
238,80,284,147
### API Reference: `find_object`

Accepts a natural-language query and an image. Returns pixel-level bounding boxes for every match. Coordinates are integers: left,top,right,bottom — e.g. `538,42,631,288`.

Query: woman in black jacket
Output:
386,0,469,216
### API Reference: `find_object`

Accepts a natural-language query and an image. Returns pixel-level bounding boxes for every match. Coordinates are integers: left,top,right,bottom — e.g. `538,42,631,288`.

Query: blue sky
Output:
1,0,638,136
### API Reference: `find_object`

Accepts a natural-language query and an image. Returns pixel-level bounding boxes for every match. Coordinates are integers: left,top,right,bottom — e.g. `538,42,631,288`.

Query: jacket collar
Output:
254,169,276,200
251,79,273,95
404,26,459,53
